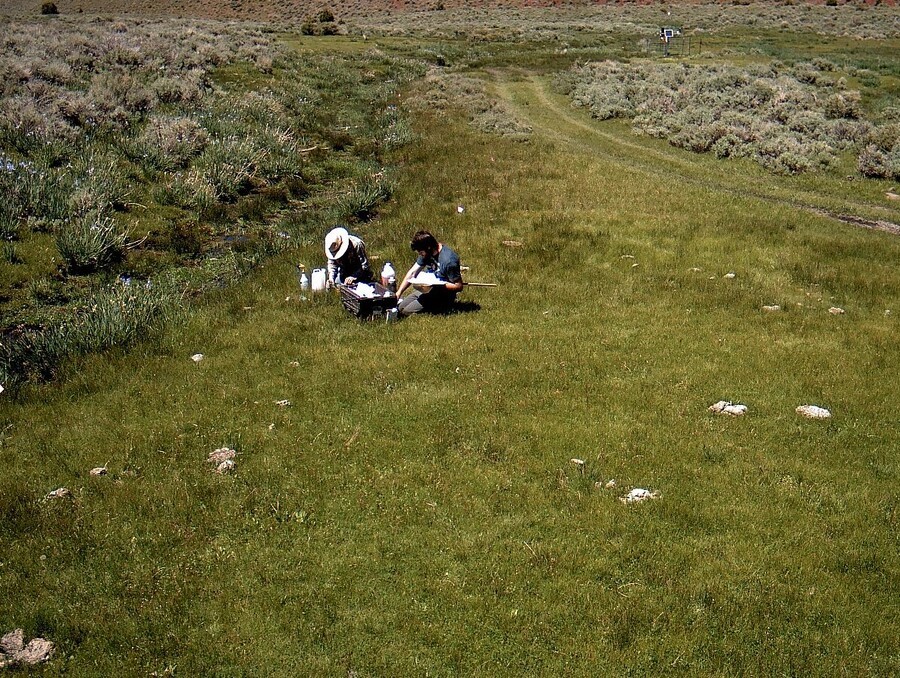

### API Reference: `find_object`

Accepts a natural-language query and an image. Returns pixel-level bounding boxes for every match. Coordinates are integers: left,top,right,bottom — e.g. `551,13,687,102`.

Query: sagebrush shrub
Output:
558,59,895,177
131,115,210,172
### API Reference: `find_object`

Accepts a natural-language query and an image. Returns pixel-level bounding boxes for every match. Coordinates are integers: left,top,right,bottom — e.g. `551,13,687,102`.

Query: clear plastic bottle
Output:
298,265,309,291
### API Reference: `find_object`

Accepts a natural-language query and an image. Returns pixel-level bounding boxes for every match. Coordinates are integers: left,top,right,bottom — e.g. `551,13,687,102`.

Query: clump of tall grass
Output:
336,174,393,223
556,60,889,176
55,211,128,274
0,202,21,242
0,280,179,390
68,150,133,214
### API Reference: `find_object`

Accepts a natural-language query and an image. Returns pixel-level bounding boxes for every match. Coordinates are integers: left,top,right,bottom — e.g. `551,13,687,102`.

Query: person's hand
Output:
325,279,333,290
345,276,356,286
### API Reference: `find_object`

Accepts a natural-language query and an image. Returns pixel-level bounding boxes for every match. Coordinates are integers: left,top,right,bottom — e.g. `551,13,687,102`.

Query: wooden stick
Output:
463,282,497,287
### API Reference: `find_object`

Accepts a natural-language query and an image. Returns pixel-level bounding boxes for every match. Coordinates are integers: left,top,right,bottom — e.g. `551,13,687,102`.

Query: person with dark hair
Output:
396,230,464,316
324,226,372,288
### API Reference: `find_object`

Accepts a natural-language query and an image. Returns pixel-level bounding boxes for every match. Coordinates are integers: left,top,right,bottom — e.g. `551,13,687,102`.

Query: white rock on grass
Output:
275,399,292,407
796,405,832,420
762,305,781,312
215,459,236,474
724,272,736,279
1,629,23,656
191,353,204,362
44,488,71,500
708,401,748,416
0,629,54,667
828,307,845,315
89,467,107,477
207,448,236,465
620,488,660,504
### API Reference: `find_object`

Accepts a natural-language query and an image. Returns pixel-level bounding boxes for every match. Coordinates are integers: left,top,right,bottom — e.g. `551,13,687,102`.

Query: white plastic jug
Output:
381,262,396,292
311,268,327,292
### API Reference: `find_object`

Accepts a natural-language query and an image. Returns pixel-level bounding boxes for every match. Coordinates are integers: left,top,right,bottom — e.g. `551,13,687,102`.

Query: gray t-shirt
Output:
416,244,462,286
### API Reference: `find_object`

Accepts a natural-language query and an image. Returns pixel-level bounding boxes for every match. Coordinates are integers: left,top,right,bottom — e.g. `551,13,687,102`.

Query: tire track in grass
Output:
495,75,900,235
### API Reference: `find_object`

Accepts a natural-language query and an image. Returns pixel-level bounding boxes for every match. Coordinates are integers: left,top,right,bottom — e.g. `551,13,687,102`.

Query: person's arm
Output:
326,259,338,288
396,262,422,298
443,257,464,293
444,278,464,293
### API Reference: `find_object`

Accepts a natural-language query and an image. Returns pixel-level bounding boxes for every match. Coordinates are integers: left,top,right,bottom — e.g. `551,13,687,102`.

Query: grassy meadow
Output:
2,5,900,675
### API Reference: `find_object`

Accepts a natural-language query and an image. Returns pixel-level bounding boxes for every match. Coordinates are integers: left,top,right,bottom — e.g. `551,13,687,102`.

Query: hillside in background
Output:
1,0,895,22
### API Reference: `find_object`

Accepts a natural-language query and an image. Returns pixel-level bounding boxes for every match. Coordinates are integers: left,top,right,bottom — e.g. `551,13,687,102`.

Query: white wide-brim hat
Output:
325,227,350,260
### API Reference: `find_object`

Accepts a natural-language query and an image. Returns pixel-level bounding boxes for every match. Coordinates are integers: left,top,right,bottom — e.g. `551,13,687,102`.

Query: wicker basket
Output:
339,282,397,319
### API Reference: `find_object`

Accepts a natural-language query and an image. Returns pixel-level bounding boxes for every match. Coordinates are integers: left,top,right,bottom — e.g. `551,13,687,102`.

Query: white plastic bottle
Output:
381,262,396,291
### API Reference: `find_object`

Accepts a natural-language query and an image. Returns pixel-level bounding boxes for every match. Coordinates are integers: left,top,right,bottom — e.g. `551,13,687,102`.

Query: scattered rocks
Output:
275,399,291,407
828,307,845,315
620,488,660,504
0,629,54,668
796,405,832,420
44,487,71,501
708,401,748,416
762,304,781,312
89,467,108,477
191,353,204,363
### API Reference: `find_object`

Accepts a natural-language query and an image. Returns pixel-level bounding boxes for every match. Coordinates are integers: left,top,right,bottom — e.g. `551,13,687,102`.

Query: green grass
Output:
2,22,900,677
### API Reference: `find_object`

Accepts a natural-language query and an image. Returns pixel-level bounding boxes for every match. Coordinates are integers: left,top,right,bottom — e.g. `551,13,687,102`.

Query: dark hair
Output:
410,230,438,252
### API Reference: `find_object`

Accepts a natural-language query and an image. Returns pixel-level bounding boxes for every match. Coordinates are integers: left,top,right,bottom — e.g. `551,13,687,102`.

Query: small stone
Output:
723,272,736,279
1,629,24,655
828,307,845,315
620,488,660,504
620,254,635,259
457,205,465,214
14,638,54,666
570,458,585,471
275,399,291,407
215,459,236,474
89,467,107,477
885,191,899,201
886,310,892,316
44,487,70,500
796,405,831,420
708,401,747,416
289,361,300,367
207,448,236,465
191,353,204,362
762,305,781,312
605,479,617,489
689,267,701,272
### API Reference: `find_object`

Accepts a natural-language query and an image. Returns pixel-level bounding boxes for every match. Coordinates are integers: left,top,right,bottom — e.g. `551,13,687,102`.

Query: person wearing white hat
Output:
324,226,372,288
